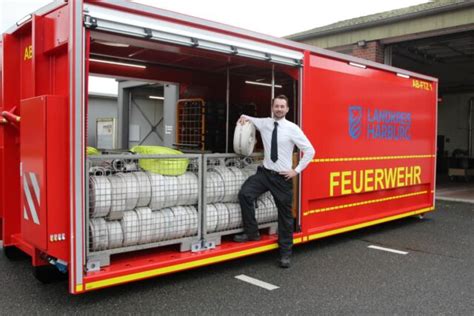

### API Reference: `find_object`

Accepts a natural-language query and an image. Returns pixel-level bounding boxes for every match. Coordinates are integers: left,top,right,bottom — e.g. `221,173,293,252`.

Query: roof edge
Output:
287,1,474,41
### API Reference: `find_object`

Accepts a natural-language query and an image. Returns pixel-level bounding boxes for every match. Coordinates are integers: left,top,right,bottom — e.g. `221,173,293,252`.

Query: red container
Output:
0,1,437,294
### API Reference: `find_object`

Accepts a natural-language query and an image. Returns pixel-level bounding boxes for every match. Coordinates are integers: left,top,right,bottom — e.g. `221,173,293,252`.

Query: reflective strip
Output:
23,206,29,220
23,176,40,225
29,172,40,205
312,154,435,163
304,190,428,216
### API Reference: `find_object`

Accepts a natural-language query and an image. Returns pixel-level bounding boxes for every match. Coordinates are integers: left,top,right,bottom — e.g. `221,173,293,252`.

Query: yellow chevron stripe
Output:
304,190,428,216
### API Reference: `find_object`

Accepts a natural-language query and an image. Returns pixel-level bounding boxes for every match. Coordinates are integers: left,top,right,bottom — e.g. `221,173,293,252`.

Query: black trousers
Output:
238,166,294,256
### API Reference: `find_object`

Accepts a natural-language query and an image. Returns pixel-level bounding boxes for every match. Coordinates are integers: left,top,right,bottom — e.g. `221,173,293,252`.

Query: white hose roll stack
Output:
158,208,175,240
148,173,167,210
206,204,219,233
177,172,199,205
107,175,127,220
148,173,179,210
209,166,237,202
116,173,140,211
214,203,230,232
134,171,152,207
225,203,242,229
135,207,156,244
256,193,278,223
233,121,257,156
90,218,108,251
206,171,225,203
106,220,124,249
169,206,188,239
184,206,198,236
152,209,167,242
121,210,141,246
89,176,111,218
166,176,179,208
228,166,247,193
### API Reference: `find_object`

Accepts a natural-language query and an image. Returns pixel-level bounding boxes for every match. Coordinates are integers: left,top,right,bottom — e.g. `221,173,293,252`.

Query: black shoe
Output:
233,233,261,242
278,256,291,268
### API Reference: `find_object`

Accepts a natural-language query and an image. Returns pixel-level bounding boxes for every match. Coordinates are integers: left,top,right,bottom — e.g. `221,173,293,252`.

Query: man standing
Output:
234,95,315,268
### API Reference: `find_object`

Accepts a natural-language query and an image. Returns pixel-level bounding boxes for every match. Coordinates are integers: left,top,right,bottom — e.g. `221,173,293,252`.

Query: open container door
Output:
300,51,438,241
74,1,307,292
69,0,87,294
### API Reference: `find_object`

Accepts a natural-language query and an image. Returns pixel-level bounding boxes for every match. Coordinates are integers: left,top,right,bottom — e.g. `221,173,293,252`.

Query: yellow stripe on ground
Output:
304,190,428,216
307,207,434,241
312,154,435,163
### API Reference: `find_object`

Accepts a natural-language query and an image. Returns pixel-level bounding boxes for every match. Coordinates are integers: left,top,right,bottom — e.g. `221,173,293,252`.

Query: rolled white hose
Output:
89,218,108,251
184,205,198,236
121,210,141,246
211,166,236,202
214,203,230,231
225,203,242,229
107,175,127,220
106,220,124,249
205,204,218,233
90,166,106,176
135,207,156,244
89,176,112,218
170,206,188,239
159,208,175,240
148,173,167,210
152,209,167,242
228,167,247,193
116,172,139,211
206,171,225,203
233,121,257,156
112,159,125,172
177,172,199,205
148,173,180,210
133,171,152,207
165,176,179,208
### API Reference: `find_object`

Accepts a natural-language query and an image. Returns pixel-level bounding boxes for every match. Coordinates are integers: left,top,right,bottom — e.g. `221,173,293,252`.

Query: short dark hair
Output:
272,94,289,107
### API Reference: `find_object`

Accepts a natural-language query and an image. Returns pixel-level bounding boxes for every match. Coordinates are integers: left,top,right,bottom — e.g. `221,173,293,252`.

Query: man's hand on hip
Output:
279,169,297,180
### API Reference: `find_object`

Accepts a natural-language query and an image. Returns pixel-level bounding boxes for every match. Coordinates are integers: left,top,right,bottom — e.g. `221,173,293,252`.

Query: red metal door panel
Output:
20,97,47,250
301,52,437,234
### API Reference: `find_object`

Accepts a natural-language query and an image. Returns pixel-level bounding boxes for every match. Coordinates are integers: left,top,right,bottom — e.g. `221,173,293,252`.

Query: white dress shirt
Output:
242,115,315,173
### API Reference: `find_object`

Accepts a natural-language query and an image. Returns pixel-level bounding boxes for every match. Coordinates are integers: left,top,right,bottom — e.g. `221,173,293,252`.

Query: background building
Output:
288,0,474,186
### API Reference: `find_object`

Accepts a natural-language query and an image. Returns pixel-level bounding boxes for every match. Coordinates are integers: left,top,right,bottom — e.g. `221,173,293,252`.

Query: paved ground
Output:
1,200,473,314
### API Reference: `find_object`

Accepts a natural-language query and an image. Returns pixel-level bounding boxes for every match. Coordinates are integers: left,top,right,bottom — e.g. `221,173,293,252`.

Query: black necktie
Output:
271,121,278,162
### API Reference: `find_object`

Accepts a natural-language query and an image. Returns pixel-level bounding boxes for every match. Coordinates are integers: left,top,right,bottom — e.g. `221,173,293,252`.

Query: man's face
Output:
272,98,289,119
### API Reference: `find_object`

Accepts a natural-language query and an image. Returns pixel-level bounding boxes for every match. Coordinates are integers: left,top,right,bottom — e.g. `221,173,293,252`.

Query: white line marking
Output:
23,177,40,225
368,245,408,255
235,274,279,291
23,206,29,220
29,172,41,205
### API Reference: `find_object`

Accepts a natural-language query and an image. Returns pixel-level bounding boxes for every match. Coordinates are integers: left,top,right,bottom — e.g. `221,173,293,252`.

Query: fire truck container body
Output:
0,1,437,294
